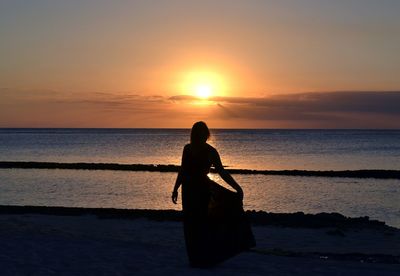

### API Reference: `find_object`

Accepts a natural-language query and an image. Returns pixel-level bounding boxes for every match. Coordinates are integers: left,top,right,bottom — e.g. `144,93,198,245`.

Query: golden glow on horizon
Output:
180,70,227,99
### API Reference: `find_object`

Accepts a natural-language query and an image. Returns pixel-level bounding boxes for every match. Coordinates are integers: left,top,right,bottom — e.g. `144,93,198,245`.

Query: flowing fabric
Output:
181,143,255,267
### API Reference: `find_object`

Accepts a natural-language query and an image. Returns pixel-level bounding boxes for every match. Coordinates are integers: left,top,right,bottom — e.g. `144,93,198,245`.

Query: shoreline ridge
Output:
1,161,399,179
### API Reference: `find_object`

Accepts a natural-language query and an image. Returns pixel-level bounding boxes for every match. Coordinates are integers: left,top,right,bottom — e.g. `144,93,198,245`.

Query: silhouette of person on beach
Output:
172,121,255,267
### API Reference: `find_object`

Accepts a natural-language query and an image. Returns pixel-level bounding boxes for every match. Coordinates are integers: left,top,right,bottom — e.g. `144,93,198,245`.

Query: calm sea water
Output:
1,128,400,170
0,129,399,227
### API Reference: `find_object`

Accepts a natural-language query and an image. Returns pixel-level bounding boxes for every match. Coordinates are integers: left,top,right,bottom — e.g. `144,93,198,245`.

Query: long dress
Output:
180,143,256,267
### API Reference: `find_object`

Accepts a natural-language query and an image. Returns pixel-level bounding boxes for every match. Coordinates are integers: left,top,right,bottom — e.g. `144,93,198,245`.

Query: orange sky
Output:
1,1,400,128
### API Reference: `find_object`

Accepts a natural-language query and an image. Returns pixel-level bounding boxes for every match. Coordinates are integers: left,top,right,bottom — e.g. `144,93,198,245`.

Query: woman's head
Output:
190,121,210,144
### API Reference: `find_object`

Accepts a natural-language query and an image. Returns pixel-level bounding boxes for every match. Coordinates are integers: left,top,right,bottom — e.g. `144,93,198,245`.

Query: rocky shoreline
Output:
0,205,390,229
1,161,400,179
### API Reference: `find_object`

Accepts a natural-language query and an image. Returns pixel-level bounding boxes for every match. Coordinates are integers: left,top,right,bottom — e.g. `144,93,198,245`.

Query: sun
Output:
179,70,227,100
195,84,212,99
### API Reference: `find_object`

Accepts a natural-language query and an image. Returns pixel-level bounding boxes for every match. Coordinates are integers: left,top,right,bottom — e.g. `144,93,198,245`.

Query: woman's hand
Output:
171,190,178,204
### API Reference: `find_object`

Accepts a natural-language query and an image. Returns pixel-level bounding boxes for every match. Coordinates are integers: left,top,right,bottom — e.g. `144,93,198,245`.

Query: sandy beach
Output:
0,207,399,275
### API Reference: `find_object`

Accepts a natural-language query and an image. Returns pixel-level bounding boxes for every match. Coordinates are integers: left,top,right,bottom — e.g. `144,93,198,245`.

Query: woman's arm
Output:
211,148,244,200
172,171,182,204
172,145,188,204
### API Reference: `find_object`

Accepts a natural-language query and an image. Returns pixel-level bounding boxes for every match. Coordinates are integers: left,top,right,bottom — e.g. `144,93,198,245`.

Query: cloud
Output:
1,88,400,128
168,91,400,128
170,91,400,114
0,88,176,127
0,88,168,111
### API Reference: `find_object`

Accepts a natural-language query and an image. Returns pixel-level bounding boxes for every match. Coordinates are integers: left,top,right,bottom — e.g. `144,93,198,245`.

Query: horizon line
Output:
1,127,400,130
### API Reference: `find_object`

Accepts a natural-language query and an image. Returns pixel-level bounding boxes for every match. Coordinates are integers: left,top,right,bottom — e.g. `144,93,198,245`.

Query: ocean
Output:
0,128,399,227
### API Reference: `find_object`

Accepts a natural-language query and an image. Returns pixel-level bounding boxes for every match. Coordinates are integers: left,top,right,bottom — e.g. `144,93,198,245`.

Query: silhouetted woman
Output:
172,121,255,267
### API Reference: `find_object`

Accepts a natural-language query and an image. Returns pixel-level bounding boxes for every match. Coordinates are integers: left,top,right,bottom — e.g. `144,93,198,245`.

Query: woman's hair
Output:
190,121,210,144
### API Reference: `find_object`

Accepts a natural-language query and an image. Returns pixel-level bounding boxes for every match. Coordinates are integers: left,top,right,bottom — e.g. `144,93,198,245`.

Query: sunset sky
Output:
1,0,400,128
